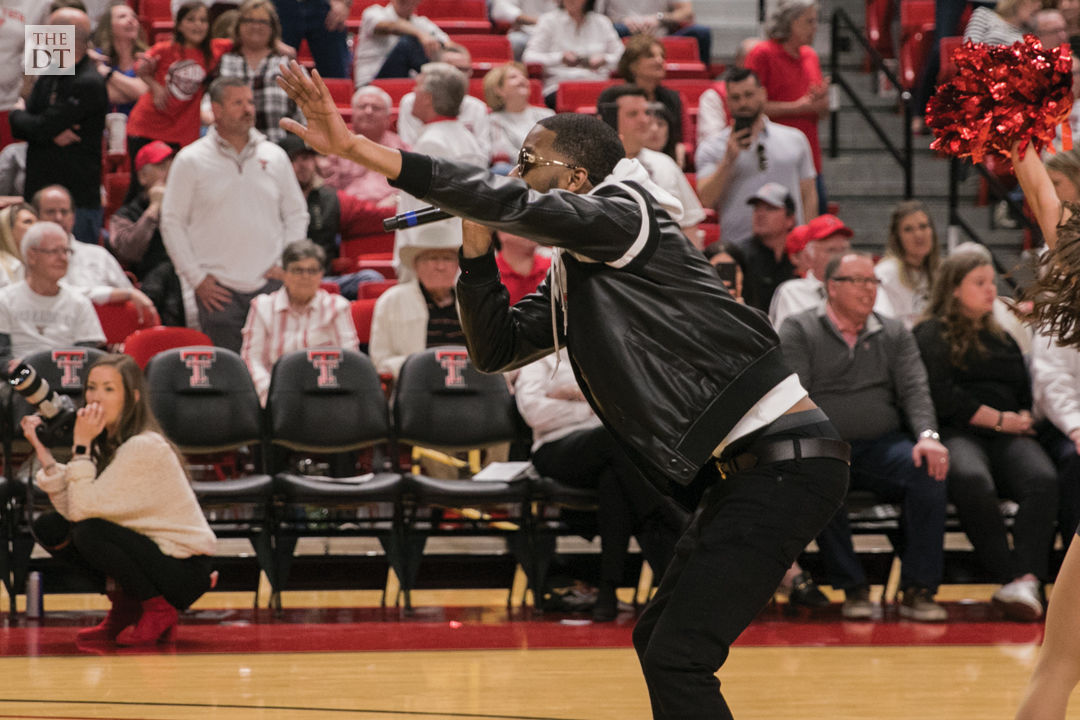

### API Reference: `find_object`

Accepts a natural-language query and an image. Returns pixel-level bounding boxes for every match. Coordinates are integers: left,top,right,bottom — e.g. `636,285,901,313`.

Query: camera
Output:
7,362,76,445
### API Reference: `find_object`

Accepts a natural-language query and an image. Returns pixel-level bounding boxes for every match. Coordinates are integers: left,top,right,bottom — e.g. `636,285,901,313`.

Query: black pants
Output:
944,431,1058,582
34,512,213,610
531,427,685,582
631,422,849,720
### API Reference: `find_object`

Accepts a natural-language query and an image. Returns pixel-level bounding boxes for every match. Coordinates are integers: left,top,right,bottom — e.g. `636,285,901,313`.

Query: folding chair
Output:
268,349,406,610
144,347,276,606
393,347,537,609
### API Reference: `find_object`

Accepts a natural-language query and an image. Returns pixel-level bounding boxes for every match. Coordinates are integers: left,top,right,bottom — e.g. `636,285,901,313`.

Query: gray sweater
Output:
778,304,938,441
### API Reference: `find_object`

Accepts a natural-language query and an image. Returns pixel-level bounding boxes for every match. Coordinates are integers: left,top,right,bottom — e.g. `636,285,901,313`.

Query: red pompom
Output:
927,35,1073,163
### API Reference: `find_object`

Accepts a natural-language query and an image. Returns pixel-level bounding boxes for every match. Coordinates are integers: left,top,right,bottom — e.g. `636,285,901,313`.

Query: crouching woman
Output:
21,354,216,646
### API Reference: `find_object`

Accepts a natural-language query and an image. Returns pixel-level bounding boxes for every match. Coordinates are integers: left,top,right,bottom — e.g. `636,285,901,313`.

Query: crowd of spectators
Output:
5,0,1080,625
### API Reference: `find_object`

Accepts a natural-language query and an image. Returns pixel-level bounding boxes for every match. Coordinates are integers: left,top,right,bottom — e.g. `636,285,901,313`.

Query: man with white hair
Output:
32,185,158,324
393,62,486,282
10,7,107,245
0,221,104,363
317,85,410,205
396,47,492,157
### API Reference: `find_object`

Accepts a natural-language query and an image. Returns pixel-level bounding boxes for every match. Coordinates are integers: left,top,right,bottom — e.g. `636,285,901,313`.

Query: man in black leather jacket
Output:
277,63,851,720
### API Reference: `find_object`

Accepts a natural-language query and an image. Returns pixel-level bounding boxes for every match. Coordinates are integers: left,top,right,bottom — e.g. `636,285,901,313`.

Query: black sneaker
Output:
788,572,830,609
898,586,947,622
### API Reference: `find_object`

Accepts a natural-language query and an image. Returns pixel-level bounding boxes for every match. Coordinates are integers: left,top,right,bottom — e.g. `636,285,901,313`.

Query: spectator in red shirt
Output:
495,231,551,305
745,0,830,214
125,1,232,200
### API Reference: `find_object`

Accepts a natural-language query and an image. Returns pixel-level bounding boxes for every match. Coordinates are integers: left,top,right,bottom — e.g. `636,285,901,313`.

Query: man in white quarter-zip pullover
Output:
161,77,309,352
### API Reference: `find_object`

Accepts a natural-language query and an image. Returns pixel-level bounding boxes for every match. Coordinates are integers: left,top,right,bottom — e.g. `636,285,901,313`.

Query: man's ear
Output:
566,167,591,193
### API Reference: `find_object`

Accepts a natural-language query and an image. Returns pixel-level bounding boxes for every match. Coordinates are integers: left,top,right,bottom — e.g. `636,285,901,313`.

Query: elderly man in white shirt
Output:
32,185,158,324
395,47,492,159
161,77,308,353
393,62,487,283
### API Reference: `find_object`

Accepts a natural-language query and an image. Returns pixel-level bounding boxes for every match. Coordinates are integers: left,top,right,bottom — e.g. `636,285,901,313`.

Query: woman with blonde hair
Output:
0,201,32,287
875,200,942,329
482,62,553,171
22,354,216,646
914,249,1058,623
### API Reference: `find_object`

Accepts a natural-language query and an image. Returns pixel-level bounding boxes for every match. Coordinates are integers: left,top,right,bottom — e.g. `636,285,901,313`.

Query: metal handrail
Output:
829,7,913,198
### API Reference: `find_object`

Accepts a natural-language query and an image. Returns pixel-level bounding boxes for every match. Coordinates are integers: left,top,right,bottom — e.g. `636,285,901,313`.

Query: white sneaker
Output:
992,578,1043,621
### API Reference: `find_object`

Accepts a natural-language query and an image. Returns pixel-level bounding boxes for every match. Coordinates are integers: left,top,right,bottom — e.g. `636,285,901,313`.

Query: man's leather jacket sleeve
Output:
456,248,562,374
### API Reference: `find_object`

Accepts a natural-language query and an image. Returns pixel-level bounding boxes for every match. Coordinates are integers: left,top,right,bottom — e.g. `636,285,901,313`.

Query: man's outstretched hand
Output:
276,61,355,158
277,60,404,180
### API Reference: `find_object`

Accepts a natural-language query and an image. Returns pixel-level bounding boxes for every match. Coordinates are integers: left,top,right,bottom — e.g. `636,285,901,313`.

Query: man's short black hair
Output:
536,113,625,186
596,85,649,132
725,67,760,86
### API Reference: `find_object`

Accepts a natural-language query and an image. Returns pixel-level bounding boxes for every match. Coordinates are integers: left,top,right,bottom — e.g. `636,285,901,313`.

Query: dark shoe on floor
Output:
898,586,947,622
841,585,874,620
592,582,617,623
788,572,830,610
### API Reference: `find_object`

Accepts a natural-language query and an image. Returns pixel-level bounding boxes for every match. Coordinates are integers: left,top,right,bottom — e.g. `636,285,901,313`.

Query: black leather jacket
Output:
391,151,793,487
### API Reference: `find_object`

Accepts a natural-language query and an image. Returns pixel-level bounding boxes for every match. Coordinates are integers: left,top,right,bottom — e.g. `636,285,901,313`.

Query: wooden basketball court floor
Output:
0,577,1074,720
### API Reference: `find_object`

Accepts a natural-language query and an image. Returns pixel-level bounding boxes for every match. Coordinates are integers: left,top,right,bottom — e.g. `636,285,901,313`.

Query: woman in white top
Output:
523,0,624,105
875,200,941,329
0,202,31,288
483,62,554,171
22,354,217,646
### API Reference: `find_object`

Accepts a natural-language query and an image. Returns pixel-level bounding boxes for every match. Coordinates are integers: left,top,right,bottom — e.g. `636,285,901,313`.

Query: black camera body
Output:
8,362,77,446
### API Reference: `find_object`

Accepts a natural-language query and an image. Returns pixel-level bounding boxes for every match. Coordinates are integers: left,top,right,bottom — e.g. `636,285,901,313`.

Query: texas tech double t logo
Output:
180,349,215,388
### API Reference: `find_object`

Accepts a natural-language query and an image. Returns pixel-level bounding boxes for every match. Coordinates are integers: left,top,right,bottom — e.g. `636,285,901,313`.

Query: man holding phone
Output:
695,68,818,248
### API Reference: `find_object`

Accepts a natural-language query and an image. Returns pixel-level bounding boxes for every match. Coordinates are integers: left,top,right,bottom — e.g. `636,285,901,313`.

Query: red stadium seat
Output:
370,78,416,106
658,36,708,79
555,80,617,114
350,298,379,344
866,0,897,59
124,326,212,369
453,34,512,74
323,77,355,108
417,0,492,34
139,0,173,37
321,280,341,294
359,279,397,299
95,300,161,348
346,0,384,31
341,235,395,258
898,0,936,90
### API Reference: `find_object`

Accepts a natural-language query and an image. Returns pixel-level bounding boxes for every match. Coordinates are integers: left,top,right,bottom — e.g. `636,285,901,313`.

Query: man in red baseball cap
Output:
768,213,855,328
108,140,184,323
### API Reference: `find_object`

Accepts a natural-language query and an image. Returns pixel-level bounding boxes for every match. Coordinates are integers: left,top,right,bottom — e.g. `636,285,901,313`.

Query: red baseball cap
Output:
803,213,854,243
134,141,174,172
785,225,810,255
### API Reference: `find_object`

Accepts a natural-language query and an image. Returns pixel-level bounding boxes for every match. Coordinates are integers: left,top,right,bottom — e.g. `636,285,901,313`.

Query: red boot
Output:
115,596,178,646
77,589,142,643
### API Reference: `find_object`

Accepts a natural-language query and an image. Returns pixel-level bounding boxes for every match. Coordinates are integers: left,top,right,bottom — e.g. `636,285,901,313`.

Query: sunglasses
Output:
516,147,581,175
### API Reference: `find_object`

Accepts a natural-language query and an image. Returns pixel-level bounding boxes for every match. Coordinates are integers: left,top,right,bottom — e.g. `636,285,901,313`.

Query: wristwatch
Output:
918,429,940,442
73,444,89,456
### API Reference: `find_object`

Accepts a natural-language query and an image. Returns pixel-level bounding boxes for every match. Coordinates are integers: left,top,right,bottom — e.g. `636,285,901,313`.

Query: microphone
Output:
382,206,453,231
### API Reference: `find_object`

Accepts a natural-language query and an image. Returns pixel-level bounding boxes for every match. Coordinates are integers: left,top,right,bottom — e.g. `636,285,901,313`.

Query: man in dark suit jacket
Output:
11,7,107,245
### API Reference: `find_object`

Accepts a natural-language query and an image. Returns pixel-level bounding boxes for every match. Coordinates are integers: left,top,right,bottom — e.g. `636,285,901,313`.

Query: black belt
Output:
715,437,850,479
